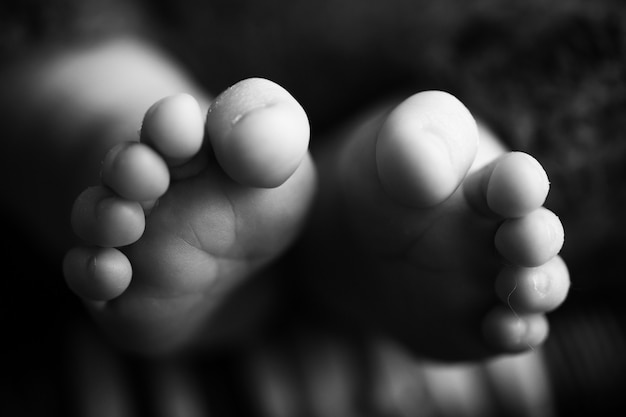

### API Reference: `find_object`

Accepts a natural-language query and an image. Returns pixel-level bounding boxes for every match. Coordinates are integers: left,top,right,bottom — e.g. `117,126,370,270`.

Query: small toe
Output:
205,78,310,188
464,152,550,218
64,246,132,301
495,207,564,267
101,142,170,201
375,91,478,207
495,256,570,314
141,93,205,166
482,307,549,353
71,186,145,247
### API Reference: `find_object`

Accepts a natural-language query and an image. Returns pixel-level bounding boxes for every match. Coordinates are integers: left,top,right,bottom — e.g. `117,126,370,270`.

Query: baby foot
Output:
307,91,569,361
63,78,316,354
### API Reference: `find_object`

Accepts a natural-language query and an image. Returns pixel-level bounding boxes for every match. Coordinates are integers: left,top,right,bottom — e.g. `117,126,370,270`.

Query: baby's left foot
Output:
63,79,316,354
306,91,569,360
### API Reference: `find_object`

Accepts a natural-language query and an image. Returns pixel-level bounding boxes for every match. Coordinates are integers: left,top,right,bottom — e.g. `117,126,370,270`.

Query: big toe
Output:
376,91,479,207
205,78,310,188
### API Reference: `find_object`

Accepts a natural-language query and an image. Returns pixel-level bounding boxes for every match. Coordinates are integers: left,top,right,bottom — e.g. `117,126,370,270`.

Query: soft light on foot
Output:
141,93,205,165
101,142,170,201
206,78,310,188
483,308,549,352
376,91,478,207
71,186,145,247
64,247,132,301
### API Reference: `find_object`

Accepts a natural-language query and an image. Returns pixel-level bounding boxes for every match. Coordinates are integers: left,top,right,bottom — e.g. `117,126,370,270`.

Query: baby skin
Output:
306,91,569,360
64,79,568,360
63,78,316,354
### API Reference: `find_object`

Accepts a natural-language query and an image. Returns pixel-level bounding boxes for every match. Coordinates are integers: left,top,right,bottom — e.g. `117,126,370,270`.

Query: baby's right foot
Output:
63,78,316,354
306,91,569,360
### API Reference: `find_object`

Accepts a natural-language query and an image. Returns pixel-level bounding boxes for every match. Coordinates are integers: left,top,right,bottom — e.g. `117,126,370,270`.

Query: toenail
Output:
230,103,272,126
539,211,565,257
142,94,204,160
483,308,550,352
205,78,310,187
495,208,564,267
86,254,97,275
487,152,550,218
531,270,550,298
95,195,117,218
512,318,527,344
101,142,131,178
524,314,549,348
64,247,132,301
517,152,550,191
483,308,526,350
520,153,551,208
101,142,170,201
211,100,310,188
498,316,526,347
544,213,565,253
376,124,457,207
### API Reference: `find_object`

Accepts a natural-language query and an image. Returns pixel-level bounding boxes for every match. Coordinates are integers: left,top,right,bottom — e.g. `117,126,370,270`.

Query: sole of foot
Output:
307,90,568,360
64,78,317,354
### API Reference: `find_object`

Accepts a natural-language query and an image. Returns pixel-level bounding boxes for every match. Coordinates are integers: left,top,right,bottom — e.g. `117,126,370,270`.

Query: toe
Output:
141,93,205,166
482,307,549,353
464,152,550,218
495,256,570,314
64,246,132,301
71,186,145,247
375,91,478,207
495,207,564,267
101,142,170,201
205,78,310,188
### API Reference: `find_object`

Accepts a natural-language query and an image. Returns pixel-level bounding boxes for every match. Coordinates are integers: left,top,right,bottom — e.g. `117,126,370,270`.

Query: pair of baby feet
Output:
63,78,568,360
